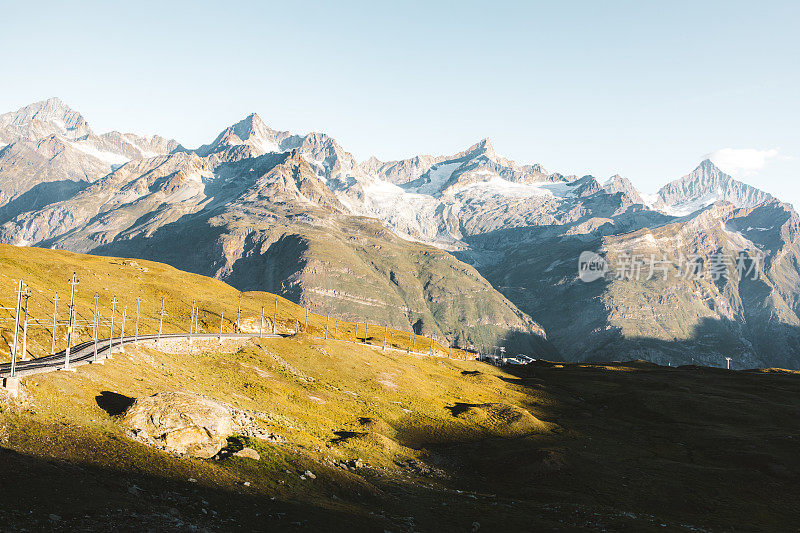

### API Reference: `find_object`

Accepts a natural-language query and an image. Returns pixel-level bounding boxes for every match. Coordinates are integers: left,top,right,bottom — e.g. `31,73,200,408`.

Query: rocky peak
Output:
197,112,284,157
0,97,92,141
461,138,496,161
655,159,772,216
603,174,645,205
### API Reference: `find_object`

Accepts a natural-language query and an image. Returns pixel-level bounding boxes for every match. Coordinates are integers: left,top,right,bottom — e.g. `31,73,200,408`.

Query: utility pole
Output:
334,318,338,340
409,332,414,354
110,296,117,354
725,357,732,370
260,305,264,337
64,273,78,370
21,288,30,361
236,293,241,333
383,326,387,351
219,311,224,338
10,279,23,378
120,305,127,352
157,297,164,341
273,298,277,334
135,297,140,341
93,294,99,361
325,315,329,339
389,331,393,350
190,300,196,334
51,292,58,355
305,308,308,333
363,323,368,344
430,336,434,356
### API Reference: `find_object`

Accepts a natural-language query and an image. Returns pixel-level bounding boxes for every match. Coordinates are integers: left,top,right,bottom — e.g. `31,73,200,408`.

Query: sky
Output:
2,0,798,204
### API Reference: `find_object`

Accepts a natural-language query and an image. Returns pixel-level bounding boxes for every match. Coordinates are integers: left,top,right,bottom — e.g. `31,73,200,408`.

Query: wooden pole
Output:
156,297,163,341
236,293,241,333
64,273,78,369
21,291,29,361
135,297,140,341
93,294,99,361
51,292,58,355
10,280,23,377
120,305,127,352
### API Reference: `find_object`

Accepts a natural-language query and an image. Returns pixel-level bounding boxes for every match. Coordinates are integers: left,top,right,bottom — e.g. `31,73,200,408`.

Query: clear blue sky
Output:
2,0,798,203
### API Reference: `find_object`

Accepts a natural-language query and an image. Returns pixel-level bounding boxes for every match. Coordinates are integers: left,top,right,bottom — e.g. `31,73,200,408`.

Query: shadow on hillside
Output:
496,312,800,371
95,391,135,416
0,446,383,531
571,314,800,371
393,355,800,530
0,180,90,224
462,222,800,370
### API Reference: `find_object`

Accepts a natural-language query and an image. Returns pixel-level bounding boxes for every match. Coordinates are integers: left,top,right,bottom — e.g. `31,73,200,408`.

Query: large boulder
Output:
122,391,251,458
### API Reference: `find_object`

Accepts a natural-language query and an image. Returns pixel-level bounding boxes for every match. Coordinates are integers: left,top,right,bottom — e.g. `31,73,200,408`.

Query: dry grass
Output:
1,246,800,531
0,244,469,363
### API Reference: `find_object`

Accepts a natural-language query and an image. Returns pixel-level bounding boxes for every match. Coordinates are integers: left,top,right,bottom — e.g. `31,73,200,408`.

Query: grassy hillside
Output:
0,243,473,363
1,245,799,531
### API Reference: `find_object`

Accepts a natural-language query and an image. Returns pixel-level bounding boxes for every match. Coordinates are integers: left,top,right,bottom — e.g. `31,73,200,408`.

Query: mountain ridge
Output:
0,97,797,367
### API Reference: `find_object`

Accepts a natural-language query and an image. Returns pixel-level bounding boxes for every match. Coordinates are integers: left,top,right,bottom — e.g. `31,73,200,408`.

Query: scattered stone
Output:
233,447,260,461
304,470,316,479
122,391,276,458
243,481,251,487
188,478,197,483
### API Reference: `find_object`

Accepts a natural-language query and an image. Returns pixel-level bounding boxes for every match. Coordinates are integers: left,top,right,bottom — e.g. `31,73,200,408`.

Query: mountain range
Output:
1,97,798,368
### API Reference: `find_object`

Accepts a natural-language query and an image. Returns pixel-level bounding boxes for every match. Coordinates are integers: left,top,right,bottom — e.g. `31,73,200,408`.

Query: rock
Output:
121,391,262,458
233,447,260,461
304,470,316,479
48,514,61,523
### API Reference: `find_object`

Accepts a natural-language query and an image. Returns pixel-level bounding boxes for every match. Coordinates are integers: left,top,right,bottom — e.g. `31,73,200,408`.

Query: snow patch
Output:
69,140,130,165
659,192,719,217
407,161,461,195
457,176,575,199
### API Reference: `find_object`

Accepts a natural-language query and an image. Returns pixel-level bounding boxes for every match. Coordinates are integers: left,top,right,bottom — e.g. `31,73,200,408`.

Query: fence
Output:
0,273,476,376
